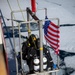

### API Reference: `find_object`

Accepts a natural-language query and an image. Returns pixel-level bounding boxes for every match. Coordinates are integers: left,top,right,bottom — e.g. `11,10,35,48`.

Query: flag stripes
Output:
45,35,59,48
44,17,60,54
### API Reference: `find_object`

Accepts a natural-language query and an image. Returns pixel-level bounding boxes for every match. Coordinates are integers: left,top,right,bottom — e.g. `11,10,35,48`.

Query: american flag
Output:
44,16,60,54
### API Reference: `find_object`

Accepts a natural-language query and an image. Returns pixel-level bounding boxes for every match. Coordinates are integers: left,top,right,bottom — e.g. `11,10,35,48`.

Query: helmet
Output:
29,34,37,47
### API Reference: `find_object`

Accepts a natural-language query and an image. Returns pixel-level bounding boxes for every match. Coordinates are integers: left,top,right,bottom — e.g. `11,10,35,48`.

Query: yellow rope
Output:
17,0,31,34
7,0,12,11
7,0,32,41
7,0,24,40
7,0,16,19
17,0,25,21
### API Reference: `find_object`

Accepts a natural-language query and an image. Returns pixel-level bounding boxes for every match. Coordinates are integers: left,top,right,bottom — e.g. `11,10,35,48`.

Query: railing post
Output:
11,11,19,75
39,20,43,72
27,10,31,36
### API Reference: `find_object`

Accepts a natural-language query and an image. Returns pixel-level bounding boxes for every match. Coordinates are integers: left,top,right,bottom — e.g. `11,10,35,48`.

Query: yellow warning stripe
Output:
40,47,43,50
28,30,31,33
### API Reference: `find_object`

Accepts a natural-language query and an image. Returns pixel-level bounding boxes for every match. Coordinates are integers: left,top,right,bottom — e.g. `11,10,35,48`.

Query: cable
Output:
17,0,31,35
17,0,25,21
7,0,26,21
7,0,12,11
6,0,27,44
7,0,16,19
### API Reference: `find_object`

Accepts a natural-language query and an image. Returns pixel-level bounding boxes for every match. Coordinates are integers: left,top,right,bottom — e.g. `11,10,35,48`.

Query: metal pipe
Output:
27,10,31,36
11,11,18,75
44,8,47,17
36,8,46,11
12,10,26,13
39,20,43,72
26,7,39,20
43,69,59,73
57,18,60,68
18,23,23,74
18,18,60,74
28,69,59,75
0,10,14,51
19,18,59,24
12,8,46,13
44,8,47,46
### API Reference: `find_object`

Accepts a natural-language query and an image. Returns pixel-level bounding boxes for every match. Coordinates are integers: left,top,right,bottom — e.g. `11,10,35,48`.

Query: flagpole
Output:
45,8,47,17
57,18,60,68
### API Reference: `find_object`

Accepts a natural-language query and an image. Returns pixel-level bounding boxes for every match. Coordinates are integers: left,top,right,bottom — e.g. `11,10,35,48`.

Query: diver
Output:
22,34,54,73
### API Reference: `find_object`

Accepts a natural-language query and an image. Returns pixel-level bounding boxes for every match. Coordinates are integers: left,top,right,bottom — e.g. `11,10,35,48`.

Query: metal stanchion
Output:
27,10,31,36
11,14,60,75
39,20,43,72
11,11,19,75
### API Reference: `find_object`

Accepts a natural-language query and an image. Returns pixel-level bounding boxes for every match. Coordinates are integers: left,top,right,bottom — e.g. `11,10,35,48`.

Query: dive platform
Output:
10,7,60,75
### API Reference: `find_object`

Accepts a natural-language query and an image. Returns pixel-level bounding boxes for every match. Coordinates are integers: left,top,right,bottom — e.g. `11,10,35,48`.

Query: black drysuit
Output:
22,38,53,73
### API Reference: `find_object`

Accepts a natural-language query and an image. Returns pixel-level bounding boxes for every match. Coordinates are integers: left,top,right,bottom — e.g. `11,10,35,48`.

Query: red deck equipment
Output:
31,0,36,12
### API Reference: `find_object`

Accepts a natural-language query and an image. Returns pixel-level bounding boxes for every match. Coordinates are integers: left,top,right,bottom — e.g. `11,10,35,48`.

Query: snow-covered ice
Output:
0,0,75,75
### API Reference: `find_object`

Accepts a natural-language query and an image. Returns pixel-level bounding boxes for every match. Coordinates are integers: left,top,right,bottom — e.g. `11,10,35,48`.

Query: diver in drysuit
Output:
22,34,54,73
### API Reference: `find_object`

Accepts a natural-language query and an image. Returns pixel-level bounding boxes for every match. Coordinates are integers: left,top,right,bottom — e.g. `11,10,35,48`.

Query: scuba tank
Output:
33,56,40,72
33,56,48,72
43,56,47,70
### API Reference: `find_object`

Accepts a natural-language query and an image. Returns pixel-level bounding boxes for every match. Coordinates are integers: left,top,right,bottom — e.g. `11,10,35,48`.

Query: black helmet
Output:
29,34,37,47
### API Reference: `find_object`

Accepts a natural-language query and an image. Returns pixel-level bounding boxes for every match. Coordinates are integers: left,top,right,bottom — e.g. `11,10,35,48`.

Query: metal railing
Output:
11,8,60,75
